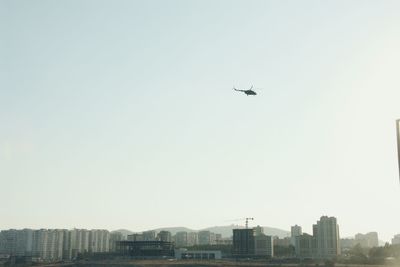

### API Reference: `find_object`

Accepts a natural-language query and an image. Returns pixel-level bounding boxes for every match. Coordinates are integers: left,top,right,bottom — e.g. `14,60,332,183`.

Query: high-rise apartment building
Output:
254,233,273,257
198,231,216,245
313,216,340,259
187,232,198,246
68,229,90,259
89,230,110,253
157,231,172,242
291,225,302,246
32,229,64,261
295,233,314,259
109,232,124,252
0,229,33,256
174,232,188,247
232,229,255,257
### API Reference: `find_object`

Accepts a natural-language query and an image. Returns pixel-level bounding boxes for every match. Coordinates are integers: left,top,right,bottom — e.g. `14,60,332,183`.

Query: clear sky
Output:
1,0,400,242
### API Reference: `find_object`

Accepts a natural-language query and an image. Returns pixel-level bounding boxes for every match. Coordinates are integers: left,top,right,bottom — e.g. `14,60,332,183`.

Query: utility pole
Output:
397,119,400,183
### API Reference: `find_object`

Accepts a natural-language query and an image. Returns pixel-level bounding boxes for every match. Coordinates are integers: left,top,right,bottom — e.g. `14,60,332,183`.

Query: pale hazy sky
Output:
1,0,400,242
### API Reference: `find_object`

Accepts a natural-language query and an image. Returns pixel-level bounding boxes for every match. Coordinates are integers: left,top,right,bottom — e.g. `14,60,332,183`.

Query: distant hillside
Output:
112,225,289,239
202,225,289,238
151,227,196,235
111,229,134,238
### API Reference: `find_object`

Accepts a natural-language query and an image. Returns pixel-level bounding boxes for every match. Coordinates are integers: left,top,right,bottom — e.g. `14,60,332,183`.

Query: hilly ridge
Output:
113,225,289,238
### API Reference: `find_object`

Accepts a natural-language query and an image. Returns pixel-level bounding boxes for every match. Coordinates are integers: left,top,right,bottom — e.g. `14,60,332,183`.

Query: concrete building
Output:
354,232,379,248
174,248,222,260
157,231,172,242
0,229,33,256
216,237,233,245
116,241,174,257
68,229,90,259
313,216,340,259
89,230,110,253
291,225,302,246
142,231,156,241
254,226,264,236
392,234,400,245
32,229,64,261
254,233,273,257
187,232,198,246
233,229,255,257
109,232,124,252
174,232,188,247
198,231,216,245
295,233,314,259
273,237,291,247
127,234,143,242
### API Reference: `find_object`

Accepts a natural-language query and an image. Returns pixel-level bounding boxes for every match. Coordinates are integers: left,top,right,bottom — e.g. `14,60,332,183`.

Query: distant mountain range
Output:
112,225,289,239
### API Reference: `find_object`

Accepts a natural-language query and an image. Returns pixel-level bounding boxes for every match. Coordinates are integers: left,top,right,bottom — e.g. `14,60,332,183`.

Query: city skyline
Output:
1,0,400,243
1,215,397,262
0,220,395,243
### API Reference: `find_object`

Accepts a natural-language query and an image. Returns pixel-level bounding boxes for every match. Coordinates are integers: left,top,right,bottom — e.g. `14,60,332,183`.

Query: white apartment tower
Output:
89,230,110,253
313,216,340,259
291,225,302,246
32,229,64,261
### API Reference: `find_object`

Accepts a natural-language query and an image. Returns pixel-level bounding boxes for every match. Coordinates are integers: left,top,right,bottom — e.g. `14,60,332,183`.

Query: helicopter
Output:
233,85,257,96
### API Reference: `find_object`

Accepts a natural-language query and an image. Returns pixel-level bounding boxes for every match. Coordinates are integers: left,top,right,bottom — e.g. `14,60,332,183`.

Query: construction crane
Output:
225,217,254,229
245,217,254,229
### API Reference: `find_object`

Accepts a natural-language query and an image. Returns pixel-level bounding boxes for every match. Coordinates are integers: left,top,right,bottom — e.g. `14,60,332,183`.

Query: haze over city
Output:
1,0,400,243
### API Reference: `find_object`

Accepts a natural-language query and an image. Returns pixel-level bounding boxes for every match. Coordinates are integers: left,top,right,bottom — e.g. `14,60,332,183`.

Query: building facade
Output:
32,229,64,261
254,233,273,257
198,231,216,245
174,232,188,247
187,232,198,246
354,232,378,248
295,233,314,259
392,234,400,245
313,216,340,259
157,231,172,242
88,230,110,253
291,225,302,246
0,229,33,256
232,229,255,257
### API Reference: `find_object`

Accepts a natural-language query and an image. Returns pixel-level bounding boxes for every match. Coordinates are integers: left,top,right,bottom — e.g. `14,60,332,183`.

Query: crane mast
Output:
245,217,254,229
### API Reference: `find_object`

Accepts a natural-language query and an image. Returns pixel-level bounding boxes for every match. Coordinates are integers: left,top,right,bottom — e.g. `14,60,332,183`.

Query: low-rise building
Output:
116,241,174,257
354,232,379,248
174,248,221,260
392,234,400,245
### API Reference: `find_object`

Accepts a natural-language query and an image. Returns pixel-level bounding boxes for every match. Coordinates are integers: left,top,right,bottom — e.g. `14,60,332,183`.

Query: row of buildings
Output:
339,232,379,250
392,234,400,245
2,217,397,262
232,226,274,258
231,216,342,260
291,216,340,259
127,230,228,247
290,217,393,258
0,229,123,262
